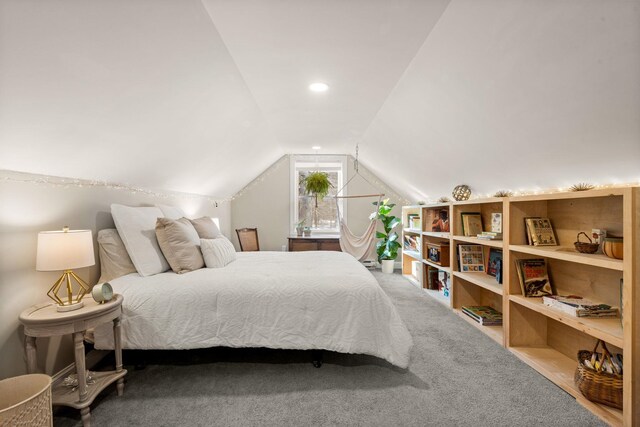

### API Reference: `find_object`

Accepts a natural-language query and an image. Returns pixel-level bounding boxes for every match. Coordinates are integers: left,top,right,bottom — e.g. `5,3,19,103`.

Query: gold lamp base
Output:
47,270,91,312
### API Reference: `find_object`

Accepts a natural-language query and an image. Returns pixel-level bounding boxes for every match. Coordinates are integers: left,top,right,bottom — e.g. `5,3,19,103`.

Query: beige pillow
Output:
189,217,222,239
201,237,236,268
98,229,137,282
155,218,204,274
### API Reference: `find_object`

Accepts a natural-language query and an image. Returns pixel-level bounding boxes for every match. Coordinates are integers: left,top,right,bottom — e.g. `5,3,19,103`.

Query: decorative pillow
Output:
201,237,236,268
155,217,204,273
97,229,137,282
190,217,222,239
157,204,187,220
110,204,169,277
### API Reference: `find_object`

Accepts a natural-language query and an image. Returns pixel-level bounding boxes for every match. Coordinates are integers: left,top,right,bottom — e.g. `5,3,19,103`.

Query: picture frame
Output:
461,212,483,237
457,244,485,272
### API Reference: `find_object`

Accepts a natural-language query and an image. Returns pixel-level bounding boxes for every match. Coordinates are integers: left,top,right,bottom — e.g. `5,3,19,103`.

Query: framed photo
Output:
486,248,503,277
461,212,483,236
491,213,502,233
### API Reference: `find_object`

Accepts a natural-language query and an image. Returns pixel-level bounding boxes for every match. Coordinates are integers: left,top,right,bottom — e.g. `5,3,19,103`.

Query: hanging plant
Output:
302,171,333,228
303,172,332,207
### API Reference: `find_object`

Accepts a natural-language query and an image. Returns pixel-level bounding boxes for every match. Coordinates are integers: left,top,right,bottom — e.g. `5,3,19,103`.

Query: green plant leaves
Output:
302,172,332,200
375,199,400,262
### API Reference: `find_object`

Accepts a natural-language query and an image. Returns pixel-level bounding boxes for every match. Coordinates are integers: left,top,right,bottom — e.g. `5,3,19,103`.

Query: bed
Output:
93,251,413,368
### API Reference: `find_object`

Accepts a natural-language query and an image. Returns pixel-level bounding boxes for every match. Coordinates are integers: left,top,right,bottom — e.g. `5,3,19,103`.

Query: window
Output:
290,155,346,233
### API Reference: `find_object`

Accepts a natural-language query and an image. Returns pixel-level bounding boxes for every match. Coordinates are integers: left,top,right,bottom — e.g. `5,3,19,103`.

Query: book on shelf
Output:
406,213,420,230
490,213,502,233
426,266,439,290
438,271,450,297
486,248,503,278
461,212,483,237
403,234,420,252
457,244,485,272
542,295,619,318
515,258,553,297
525,217,557,246
461,306,503,326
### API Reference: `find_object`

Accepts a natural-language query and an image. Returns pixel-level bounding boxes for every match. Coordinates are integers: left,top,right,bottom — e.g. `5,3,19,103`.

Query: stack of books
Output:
477,231,502,240
461,306,503,326
542,295,619,318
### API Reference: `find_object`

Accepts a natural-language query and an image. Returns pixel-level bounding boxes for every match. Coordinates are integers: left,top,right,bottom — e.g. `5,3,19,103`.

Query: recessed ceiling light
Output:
312,146,322,150
309,82,329,92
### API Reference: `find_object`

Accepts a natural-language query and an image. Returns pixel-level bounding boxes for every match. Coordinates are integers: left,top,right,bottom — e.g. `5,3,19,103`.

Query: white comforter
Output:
94,251,413,368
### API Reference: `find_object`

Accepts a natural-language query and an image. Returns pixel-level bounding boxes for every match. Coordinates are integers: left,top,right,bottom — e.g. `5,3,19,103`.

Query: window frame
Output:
290,155,347,234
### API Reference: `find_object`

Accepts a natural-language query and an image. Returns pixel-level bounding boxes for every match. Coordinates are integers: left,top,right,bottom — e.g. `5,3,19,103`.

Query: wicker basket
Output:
574,232,599,254
0,374,52,427
574,340,623,409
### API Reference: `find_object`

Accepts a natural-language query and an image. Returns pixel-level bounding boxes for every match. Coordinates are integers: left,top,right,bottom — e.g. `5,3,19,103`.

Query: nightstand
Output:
19,294,126,427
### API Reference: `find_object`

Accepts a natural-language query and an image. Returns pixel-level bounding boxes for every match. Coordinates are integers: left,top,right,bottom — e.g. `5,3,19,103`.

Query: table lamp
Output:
36,226,95,312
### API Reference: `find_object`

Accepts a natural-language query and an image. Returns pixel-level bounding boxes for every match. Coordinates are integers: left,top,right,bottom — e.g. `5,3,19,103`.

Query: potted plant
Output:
302,171,332,228
373,199,401,273
295,220,305,237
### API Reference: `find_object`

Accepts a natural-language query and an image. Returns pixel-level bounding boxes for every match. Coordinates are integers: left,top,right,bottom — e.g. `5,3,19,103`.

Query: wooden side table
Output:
19,294,127,427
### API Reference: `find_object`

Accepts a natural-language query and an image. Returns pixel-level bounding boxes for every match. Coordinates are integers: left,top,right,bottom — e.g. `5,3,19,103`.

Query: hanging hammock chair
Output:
334,147,384,262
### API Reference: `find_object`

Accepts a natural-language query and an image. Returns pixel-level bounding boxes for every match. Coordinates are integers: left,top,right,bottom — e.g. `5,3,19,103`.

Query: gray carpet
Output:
54,271,604,426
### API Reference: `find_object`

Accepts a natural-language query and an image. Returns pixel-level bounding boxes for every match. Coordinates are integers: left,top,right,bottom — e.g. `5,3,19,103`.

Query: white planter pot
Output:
381,259,395,274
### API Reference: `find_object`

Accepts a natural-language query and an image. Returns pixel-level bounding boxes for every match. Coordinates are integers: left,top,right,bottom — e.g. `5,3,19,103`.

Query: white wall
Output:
230,155,408,252
0,171,230,380
362,0,640,201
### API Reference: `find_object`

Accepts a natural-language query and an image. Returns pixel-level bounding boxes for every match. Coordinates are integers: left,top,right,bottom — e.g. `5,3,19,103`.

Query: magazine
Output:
461,212,483,237
542,295,619,318
461,306,503,326
515,258,553,297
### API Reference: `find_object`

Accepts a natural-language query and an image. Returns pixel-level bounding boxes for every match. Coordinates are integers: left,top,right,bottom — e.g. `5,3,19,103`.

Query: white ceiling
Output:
1,0,639,200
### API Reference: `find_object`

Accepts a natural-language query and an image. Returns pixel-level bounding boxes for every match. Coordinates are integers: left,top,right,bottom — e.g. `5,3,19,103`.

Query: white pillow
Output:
111,204,169,277
201,237,236,268
156,204,187,220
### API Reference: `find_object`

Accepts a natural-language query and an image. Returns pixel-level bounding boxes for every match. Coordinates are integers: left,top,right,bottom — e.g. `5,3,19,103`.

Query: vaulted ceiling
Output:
1,0,639,201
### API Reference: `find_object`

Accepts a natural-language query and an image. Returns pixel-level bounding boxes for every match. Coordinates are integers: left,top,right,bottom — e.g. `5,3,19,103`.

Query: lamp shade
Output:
36,229,95,271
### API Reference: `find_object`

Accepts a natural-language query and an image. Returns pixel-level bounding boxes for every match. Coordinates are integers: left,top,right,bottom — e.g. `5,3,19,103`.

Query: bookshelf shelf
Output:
453,309,503,344
510,346,623,426
424,289,450,307
509,244,623,271
509,295,623,348
453,235,503,248
423,231,450,239
453,271,503,295
403,228,422,234
403,250,421,261
401,187,638,426
422,258,451,273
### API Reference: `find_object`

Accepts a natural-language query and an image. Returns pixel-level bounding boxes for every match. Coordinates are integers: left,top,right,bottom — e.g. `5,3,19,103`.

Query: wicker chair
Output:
236,228,260,251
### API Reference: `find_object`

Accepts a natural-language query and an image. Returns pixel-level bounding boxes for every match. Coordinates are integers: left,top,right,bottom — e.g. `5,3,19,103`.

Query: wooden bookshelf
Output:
400,187,639,426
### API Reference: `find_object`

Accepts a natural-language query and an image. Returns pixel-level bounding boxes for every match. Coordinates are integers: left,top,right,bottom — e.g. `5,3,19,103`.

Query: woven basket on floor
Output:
574,340,623,409
0,374,52,427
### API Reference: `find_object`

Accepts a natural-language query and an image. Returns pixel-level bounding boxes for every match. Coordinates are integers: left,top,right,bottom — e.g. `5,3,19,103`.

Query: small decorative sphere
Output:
452,185,471,201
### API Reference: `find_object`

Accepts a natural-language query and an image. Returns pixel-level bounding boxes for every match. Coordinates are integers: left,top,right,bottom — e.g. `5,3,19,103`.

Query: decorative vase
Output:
296,227,303,237
381,259,395,274
303,228,311,237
